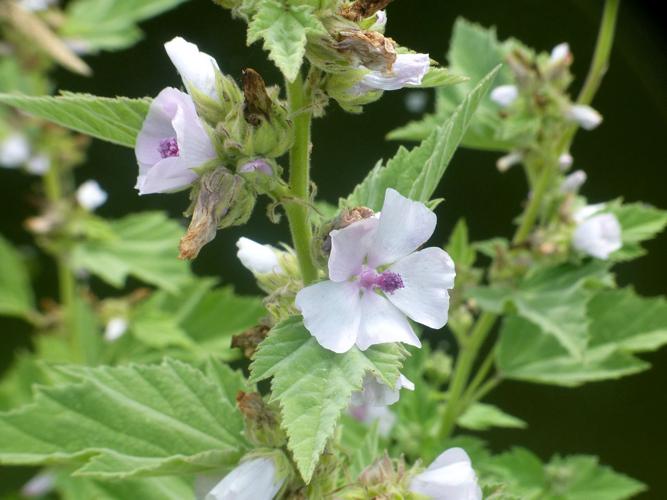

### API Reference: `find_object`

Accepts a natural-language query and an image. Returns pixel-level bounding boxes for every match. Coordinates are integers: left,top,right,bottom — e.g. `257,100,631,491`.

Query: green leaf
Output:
0,359,247,478
0,93,150,148
56,474,194,500
609,202,667,260
248,0,326,82
388,18,527,152
346,421,382,480
445,219,476,269
458,403,526,431
0,234,35,320
469,262,611,358
250,317,405,482
61,0,189,53
343,66,500,211
410,67,468,89
70,212,191,292
482,448,646,500
497,289,667,386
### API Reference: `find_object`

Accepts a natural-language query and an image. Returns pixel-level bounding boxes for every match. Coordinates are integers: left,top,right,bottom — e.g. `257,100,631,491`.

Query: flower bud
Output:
496,151,523,172
165,37,220,101
0,133,30,168
560,169,587,194
550,42,571,64
490,84,519,107
179,168,255,260
565,104,603,130
410,448,482,500
104,317,128,342
21,472,55,497
236,391,286,448
572,210,621,260
558,152,574,171
231,324,270,358
25,154,50,175
236,237,284,275
76,180,107,211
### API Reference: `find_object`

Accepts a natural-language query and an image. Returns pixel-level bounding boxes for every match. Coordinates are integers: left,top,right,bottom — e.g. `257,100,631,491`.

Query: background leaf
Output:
56,474,194,500
458,403,526,431
0,359,248,479
0,235,35,321
342,66,500,211
250,317,405,482
0,93,150,148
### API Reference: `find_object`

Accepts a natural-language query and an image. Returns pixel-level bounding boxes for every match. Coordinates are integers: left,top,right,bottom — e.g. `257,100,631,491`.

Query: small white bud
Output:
558,152,574,171
404,90,428,114
0,133,31,168
550,42,571,63
25,154,51,175
490,84,519,107
496,151,523,172
104,317,128,342
236,237,283,275
21,472,55,497
560,170,587,193
76,180,107,211
573,212,622,260
565,104,603,130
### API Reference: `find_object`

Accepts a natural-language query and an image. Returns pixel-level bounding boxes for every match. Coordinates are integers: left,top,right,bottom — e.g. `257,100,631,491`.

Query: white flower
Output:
206,457,284,500
560,170,587,194
558,152,574,171
18,0,57,12
410,448,482,500
236,237,283,275
104,317,128,342
296,188,455,353
565,104,603,130
496,151,523,172
572,210,622,260
165,37,220,100
550,42,571,64
371,10,387,31
405,90,428,113
490,84,518,107
349,373,413,437
0,133,30,168
25,154,51,175
21,472,55,497
353,53,430,95
76,180,107,211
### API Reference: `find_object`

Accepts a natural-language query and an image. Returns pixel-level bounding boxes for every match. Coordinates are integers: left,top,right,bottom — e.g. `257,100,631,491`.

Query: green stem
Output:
461,344,497,405
284,74,318,284
512,161,552,246
436,311,496,441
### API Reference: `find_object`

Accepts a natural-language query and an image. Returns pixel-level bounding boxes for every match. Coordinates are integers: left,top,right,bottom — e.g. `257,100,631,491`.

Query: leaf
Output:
0,359,248,479
482,448,646,500
469,262,611,358
458,403,526,431
497,289,667,386
343,66,500,211
342,420,382,480
388,18,527,152
250,317,405,482
70,212,191,292
410,67,468,89
445,219,476,269
609,202,667,260
248,0,326,82
0,234,35,320
61,0,190,53
0,93,150,148
56,474,194,500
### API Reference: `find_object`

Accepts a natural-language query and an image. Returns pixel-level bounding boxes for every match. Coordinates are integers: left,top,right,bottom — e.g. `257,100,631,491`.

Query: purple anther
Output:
158,137,179,158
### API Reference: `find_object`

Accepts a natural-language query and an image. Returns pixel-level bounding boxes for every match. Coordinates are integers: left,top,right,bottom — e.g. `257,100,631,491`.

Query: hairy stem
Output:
436,0,622,443
284,74,318,284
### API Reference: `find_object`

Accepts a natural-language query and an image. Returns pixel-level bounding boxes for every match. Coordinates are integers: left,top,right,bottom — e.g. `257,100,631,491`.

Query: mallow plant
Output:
0,0,665,498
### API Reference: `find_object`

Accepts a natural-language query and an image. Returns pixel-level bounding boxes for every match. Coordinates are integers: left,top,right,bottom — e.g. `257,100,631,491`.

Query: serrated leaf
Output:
608,202,667,260
482,448,646,500
459,403,526,431
250,316,404,482
248,0,325,81
70,212,191,292
56,474,194,500
0,359,247,479
61,0,189,53
0,93,150,148
470,262,611,358
497,289,667,386
344,66,500,211
0,234,35,320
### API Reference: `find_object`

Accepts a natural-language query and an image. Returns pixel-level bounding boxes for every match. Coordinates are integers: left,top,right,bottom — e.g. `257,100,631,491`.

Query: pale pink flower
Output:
164,37,220,100
352,53,430,95
296,188,455,353
205,457,284,500
134,87,216,194
410,448,482,500
236,237,284,275
572,205,622,260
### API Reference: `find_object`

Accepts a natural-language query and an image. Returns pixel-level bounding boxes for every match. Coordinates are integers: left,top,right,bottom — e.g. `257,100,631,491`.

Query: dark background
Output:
1,0,666,497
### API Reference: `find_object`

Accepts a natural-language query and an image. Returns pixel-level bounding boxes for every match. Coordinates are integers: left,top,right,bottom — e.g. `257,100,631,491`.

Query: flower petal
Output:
355,291,420,351
410,448,482,500
171,92,217,168
236,237,282,274
328,217,379,282
164,37,220,100
357,52,430,92
367,188,437,267
136,156,197,195
572,213,622,260
386,247,455,329
206,457,283,500
296,281,361,353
